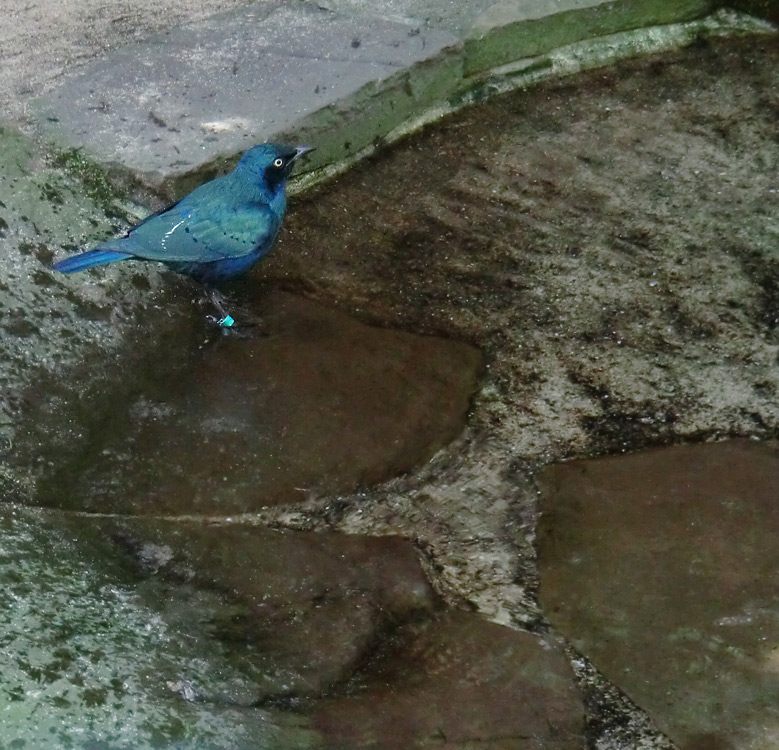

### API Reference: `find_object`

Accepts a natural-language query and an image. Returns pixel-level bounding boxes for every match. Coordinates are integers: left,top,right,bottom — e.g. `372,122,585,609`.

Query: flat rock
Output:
3,29,779,750
0,505,316,748
313,609,585,749
310,0,498,36
104,519,440,699
101,516,584,747
36,1,459,195
537,440,779,750
0,124,181,484
20,290,482,515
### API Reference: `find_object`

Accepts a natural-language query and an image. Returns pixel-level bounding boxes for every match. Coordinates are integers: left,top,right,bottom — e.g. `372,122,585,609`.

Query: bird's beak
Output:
292,145,315,162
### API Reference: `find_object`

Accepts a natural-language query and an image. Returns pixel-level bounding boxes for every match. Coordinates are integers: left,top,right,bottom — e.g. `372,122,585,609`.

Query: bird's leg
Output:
205,289,235,328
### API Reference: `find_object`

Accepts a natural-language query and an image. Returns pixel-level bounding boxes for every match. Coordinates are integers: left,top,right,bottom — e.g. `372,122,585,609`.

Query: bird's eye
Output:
273,157,284,168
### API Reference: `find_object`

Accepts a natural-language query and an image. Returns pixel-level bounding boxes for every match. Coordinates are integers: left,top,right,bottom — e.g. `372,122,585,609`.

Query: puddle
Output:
537,439,779,750
28,290,481,515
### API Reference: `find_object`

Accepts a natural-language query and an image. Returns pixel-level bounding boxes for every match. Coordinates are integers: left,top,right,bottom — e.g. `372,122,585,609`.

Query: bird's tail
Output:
52,249,132,274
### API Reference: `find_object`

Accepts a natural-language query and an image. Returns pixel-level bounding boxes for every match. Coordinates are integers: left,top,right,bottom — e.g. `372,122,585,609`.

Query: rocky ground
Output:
257,32,779,746
0,0,256,121
0,29,777,750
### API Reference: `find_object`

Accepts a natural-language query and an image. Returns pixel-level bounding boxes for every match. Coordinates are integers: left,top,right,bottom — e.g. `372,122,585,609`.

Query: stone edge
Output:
30,4,779,200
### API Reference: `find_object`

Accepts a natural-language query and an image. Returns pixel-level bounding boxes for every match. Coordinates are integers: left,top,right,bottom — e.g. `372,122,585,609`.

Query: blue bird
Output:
53,143,314,327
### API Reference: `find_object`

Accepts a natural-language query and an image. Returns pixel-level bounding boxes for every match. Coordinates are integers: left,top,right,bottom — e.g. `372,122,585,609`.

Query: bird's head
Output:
236,143,314,196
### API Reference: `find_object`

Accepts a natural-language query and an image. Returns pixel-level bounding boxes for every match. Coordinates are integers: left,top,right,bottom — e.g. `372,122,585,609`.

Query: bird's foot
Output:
206,288,230,314
206,313,236,328
203,289,238,328
205,311,261,337
202,289,264,334
207,318,258,338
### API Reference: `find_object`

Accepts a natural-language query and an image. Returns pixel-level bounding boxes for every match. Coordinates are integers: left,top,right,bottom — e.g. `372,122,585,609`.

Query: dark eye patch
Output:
264,161,288,193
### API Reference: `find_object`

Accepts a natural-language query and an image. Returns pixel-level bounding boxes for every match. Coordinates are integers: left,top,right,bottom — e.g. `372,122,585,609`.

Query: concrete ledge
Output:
33,1,777,199
36,3,460,196
464,0,714,74
308,8,776,193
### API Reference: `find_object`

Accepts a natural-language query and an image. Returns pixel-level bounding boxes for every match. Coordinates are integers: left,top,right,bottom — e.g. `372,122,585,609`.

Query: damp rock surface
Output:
537,439,779,749
258,32,779,625
273,34,779,461
0,505,317,749
1,30,777,750
107,519,440,699
255,33,779,745
93,516,586,747
0,125,198,504
19,289,481,515
313,609,585,749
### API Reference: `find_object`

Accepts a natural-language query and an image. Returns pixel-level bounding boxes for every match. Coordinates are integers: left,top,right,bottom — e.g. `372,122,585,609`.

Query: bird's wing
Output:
113,191,279,264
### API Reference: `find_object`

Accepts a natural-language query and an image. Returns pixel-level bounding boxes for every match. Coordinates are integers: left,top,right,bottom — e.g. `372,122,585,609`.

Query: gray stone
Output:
0,504,317,748
0,0,261,120
307,0,498,36
105,519,440,699
36,2,460,196
464,0,715,74
537,440,779,750
0,125,175,500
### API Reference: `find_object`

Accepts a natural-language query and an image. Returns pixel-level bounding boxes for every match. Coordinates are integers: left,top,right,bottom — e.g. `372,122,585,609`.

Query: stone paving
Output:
538,441,779,749
19,1,773,196
0,2,778,749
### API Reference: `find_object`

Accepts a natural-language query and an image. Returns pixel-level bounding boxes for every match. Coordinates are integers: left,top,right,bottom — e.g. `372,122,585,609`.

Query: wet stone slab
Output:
0,504,584,748
25,289,482,515
0,505,317,749
0,126,167,425
101,519,440,700
312,609,585,749
103,516,585,748
537,439,779,750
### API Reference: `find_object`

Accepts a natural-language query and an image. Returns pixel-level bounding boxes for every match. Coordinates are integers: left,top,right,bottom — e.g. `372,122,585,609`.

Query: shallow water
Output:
25,289,481,515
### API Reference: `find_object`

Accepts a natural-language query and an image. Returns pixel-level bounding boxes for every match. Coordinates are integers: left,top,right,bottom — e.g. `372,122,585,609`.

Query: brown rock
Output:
537,439,779,749
38,290,481,515
109,520,439,698
313,610,585,749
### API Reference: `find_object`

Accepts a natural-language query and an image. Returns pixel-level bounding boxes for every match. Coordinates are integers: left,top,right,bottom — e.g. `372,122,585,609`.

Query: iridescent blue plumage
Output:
53,143,313,323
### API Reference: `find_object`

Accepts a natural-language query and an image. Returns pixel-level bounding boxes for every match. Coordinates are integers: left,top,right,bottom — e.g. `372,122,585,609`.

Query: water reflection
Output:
31,291,482,516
